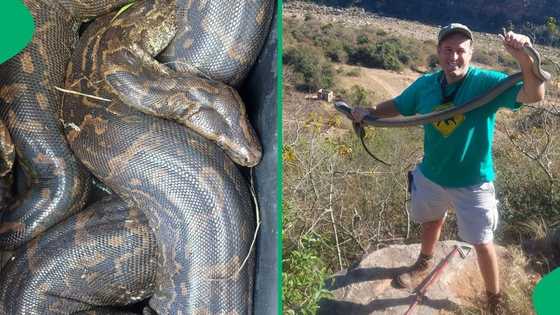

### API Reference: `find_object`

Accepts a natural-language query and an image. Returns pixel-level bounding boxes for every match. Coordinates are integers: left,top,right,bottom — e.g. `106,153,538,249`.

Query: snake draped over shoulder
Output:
61,0,272,313
0,0,133,250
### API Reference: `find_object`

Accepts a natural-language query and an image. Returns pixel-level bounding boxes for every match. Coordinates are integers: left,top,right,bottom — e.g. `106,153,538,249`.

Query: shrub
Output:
324,40,348,63
283,235,333,315
357,34,370,45
347,38,414,71
376,29,388,37
427,54,439,70
347,85,375,106
473,49,495,66
345,67,361,77
284,45,334,92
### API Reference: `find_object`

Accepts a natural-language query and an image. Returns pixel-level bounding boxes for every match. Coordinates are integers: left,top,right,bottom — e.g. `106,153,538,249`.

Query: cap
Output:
438,23,473,43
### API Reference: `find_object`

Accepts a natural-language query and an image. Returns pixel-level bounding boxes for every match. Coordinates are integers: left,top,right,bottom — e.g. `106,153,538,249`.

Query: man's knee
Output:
422,217,445,229
473,241,495,255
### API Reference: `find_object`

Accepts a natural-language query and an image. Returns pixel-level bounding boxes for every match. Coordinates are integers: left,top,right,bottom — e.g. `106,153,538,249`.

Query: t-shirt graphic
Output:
432,102,465,137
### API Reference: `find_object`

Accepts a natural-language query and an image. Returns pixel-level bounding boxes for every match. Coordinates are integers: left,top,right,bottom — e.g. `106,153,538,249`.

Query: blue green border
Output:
277,0,284,313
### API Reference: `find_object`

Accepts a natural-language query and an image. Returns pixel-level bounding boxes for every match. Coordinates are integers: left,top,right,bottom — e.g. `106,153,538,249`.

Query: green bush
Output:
284,45,335,92
357,34,370,45
283,236,333,315
427,54,439,70
347,38,414,71
337,85,375,107
376,29,388,37
324,40,348,63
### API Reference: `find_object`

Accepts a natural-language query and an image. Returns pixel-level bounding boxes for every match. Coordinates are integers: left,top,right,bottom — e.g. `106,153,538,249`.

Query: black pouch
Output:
407,170,413,194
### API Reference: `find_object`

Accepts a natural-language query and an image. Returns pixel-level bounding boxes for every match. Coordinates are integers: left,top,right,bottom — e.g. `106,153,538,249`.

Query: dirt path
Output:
336,64,418,102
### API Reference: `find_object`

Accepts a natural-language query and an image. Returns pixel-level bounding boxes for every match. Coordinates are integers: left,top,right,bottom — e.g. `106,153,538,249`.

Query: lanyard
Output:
439,73,465,104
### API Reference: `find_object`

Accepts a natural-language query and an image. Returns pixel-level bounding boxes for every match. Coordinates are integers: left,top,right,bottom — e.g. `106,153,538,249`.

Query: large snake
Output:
0,0,133,250
58,0,271,313
335,45,552,164
0,0,272,313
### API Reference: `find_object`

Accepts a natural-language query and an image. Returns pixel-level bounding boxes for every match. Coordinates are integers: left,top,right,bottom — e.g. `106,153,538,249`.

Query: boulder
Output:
318,240,511,315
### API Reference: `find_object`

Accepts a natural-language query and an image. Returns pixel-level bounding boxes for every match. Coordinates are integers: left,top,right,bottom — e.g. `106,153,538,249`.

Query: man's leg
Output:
474,241,500,293
451,182,502,313
395,217,445,288
396,167,450,289
421,217,446,255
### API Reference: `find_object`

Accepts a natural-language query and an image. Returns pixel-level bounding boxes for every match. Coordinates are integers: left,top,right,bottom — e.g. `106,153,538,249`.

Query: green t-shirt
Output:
394,66,523,187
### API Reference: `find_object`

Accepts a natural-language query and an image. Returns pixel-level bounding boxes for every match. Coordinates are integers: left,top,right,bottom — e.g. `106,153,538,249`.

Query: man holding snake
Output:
351,23,546,313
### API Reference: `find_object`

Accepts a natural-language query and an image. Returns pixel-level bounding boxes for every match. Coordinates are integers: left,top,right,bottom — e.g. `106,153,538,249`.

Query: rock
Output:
318,240,511,315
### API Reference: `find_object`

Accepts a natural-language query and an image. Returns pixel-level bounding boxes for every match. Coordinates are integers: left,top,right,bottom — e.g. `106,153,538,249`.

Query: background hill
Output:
285,0,560,47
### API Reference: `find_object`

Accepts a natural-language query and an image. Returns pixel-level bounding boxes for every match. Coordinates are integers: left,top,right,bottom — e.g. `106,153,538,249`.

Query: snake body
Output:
0,0,132,250
0,196,157,314
158,0,274,87
335,45,551,127
59,0,271,313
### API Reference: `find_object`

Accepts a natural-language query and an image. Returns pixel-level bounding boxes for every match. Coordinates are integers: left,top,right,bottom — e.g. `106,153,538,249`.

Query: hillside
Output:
285,0,560,39
284,1,560,64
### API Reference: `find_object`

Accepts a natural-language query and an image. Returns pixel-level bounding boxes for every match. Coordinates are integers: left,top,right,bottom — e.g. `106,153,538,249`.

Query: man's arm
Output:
499,31,546,104
351,99,400,123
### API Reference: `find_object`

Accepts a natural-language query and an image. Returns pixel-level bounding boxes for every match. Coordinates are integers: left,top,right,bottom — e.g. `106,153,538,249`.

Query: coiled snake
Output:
0,0,136,250
0,0,272,313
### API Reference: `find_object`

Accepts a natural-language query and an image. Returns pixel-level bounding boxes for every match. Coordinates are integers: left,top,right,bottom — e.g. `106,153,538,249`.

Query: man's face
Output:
437,33,473,82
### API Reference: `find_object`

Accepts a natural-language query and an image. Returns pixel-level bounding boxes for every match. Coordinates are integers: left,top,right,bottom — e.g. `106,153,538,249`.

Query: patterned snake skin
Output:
0,121,14,179
0,196,158,314
0,0,273,314
57,0,272,313
0,0,132,250
158,0,274,87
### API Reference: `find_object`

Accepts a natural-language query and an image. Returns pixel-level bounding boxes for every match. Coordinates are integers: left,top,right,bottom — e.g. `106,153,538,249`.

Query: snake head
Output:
177,79,263,167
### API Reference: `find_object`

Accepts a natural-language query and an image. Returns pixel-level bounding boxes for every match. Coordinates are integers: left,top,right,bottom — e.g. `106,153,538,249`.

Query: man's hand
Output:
498,30,546,103
350,107,373,124
498,30,533,64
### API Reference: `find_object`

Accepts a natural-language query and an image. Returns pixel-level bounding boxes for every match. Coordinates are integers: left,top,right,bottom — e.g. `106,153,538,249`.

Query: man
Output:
351,23,545,313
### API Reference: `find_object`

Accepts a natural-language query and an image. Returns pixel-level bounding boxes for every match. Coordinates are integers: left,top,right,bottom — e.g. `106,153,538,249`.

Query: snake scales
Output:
0,0,273,313
0,196,158,314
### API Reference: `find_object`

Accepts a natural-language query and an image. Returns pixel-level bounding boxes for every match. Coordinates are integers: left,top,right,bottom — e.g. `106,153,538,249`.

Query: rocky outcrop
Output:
318,240,521,315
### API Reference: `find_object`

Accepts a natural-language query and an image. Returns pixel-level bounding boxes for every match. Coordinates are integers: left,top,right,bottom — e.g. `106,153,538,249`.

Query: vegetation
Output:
284,45,334,91
283,17,432,95
336,85,376,107
516,17,560,48
282,234,333,314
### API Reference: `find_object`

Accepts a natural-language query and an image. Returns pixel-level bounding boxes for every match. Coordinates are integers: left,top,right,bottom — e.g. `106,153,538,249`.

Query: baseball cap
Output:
438,23,473,44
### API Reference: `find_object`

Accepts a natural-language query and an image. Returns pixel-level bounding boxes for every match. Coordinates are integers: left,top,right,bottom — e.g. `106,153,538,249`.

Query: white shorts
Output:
409,167,499,244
